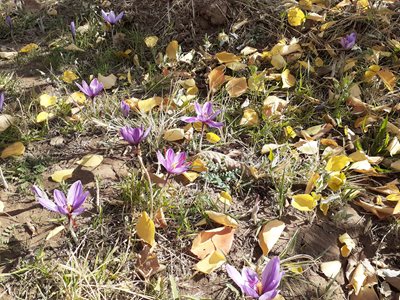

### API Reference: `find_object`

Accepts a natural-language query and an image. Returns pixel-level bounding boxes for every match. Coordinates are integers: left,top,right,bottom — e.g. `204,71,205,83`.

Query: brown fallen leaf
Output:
258,220,286,256
136,244,163,279
191,226,235,259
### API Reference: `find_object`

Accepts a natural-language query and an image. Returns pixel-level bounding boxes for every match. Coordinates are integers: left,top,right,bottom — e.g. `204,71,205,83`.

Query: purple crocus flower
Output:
101,10,124,25
121,100,130,117
340,32,356,50
70,21,76,42
5,16,12,31
157,148,190,175
181,102,223,129
0,92,4,112
32,180,89,219
226,257,284,300
75,78,104,99
120,126,151,145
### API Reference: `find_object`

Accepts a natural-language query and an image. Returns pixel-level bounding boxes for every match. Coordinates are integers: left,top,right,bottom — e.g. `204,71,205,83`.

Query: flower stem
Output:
137,146,154,218
199,123,205,151
69,219,78,245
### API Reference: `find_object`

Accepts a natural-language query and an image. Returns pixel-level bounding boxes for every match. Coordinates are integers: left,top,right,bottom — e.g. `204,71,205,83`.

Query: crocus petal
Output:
259,290,278,300
242,285,259,298
75,82,87,95
109,11,116,23
53,189,69,215
226,265,245,292
90,79,103,96
115,11,124,22
32,186,59,213
71,206,85,216
261,257,283,293
0,92,4,112
171,166,188,174
166,148,175,165
156,151,166,166
181,116,198,123
205,120,223,128
142,126,151,140
194,102,202,116
202,102,213,116
242,267,259,290
101,10,109,22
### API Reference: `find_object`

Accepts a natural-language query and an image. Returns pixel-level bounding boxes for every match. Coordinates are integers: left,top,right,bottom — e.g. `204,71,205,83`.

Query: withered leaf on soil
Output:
191,226,235,259
136,244,163,279
258,220,285,256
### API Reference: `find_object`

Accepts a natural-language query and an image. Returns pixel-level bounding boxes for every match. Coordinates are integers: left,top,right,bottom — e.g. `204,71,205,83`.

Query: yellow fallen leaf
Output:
208,66,225,93
61,70,78,84
339,233,355,257
281,69,296,88
182,171,200,183
19,43,39,53
320,21,337,31
271,54,286,70
136,211,156,246
36,111,54,123
219,191,232,205
377,69,397,91
77,154,103,168
364,65,380,82
68,91,86,105
144,36,158,48
163,128,185,142
51,168,75,183
327,172,346,192
206,132,221,144
356,0,369,10
258,220,286,256
226,77,247,98
191,159,208,172
1,142,25,159
287,7,306,27
45,225,65,241
194,249,226,274
325,155,351,172
39,94,57,108
285,126,297,138
291,194,318,211
320,261,342,278
239,108,259,127
166,40,179,61
226,62,247,71
215,51,241,63
98,73,117,90
350,263,366,295
138,97,163,113
205,210,238,228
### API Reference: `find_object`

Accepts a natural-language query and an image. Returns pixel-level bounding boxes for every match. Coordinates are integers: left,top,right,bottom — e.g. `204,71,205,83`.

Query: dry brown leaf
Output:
163,128,185,141
215,51,241,63
191,226,235,259
208,66,225,93
0,115,15,133
226,77,247,98
136,244,162,279
154,207,167,228
1,142,25,159
377,69,397,91
354,199,394,219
